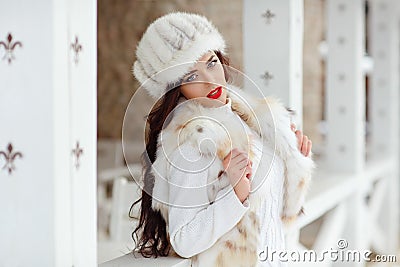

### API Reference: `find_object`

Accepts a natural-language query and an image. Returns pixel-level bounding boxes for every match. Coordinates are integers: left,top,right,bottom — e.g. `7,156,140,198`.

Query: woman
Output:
130,12,314,266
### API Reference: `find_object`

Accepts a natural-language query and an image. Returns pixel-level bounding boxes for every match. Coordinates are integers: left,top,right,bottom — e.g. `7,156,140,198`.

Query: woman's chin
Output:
193,97,225,108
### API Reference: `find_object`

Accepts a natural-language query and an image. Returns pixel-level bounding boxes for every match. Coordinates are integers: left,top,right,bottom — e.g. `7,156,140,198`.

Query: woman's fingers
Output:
306,140,312,157
238,164,252,176
295,130,302,150
236,159,253,176
292,126,312,157
291,123,296,132
232,153,252,168
245,165,252,179
223,150,233,165
224,149,250,165
223,148,253,184
223,148,241,163
301,135,308,155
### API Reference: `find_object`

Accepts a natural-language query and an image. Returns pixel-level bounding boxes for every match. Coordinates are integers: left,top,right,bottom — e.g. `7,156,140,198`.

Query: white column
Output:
368,0,400,159
368,0,400,255
243,0,304,127
0,0,97,266
326,1,367,266
325,0,366,173
54,0,73,265
68,0,97,265
0,1,60,266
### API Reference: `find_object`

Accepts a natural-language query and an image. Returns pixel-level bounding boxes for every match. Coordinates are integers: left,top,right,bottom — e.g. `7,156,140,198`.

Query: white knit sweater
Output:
165,97,288,267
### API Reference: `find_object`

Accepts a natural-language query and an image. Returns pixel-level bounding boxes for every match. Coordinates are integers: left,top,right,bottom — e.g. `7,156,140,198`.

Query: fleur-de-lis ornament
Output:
0,33,22,64
0,143,23,174
72,141,83,170
261,71,274,86
71,36,82,64
262,10,276,24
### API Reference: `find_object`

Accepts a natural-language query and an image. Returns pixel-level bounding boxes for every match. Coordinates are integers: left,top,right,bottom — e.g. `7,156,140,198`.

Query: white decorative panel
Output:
243,0,304,127
53,0,73,265
325,0,365,173
0,1,55,266
368,0,400,158
68,0,97,265
368,0,400,255
0,0,97,266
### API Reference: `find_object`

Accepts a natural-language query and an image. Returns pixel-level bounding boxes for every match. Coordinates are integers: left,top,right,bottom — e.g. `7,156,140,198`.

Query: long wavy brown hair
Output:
130,50,231,258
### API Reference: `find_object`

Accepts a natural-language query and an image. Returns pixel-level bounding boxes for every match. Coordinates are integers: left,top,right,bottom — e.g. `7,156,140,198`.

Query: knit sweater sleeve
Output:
167,143,250,258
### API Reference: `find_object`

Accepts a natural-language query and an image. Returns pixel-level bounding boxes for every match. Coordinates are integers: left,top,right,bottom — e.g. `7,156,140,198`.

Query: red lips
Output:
207,86,222,99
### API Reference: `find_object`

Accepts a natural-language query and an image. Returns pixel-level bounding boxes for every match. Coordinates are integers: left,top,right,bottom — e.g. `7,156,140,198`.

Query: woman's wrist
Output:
233,180,250,203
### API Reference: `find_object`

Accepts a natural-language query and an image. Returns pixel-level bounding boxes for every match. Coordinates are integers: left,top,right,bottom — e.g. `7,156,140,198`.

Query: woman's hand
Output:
291,123,312,157
222,148,252,203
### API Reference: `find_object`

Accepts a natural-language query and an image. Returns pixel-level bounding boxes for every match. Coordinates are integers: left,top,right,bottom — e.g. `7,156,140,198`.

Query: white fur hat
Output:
133,12,226,99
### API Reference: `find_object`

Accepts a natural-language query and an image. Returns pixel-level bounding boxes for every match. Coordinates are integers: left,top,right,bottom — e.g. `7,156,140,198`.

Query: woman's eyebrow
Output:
205,55,215,64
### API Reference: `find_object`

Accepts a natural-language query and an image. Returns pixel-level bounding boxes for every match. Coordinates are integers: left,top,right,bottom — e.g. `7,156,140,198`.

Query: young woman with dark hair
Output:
132,50,231,258
129,12,314,267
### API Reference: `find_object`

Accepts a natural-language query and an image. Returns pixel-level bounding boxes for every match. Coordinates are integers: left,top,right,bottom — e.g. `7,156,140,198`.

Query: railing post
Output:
243,0,304,127
325,0,366,174
368,0,400,256
326,1,367,266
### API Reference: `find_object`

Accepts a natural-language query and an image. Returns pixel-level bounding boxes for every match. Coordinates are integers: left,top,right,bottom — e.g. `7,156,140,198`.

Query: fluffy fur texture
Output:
151,85,315,266
133,12,226,100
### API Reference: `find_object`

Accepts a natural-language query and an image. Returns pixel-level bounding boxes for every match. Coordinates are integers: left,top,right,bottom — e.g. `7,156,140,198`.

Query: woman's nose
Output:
200,71,216,86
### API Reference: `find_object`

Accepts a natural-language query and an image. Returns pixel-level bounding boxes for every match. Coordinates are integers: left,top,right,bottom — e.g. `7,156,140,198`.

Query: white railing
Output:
284,1,399,267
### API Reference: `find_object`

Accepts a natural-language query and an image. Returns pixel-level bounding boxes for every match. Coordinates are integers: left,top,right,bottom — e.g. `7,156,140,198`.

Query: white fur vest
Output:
150,85,315,266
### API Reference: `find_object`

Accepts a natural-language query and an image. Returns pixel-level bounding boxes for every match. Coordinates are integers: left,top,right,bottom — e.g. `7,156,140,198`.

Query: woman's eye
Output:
186,73,198,82
207,59,218,68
